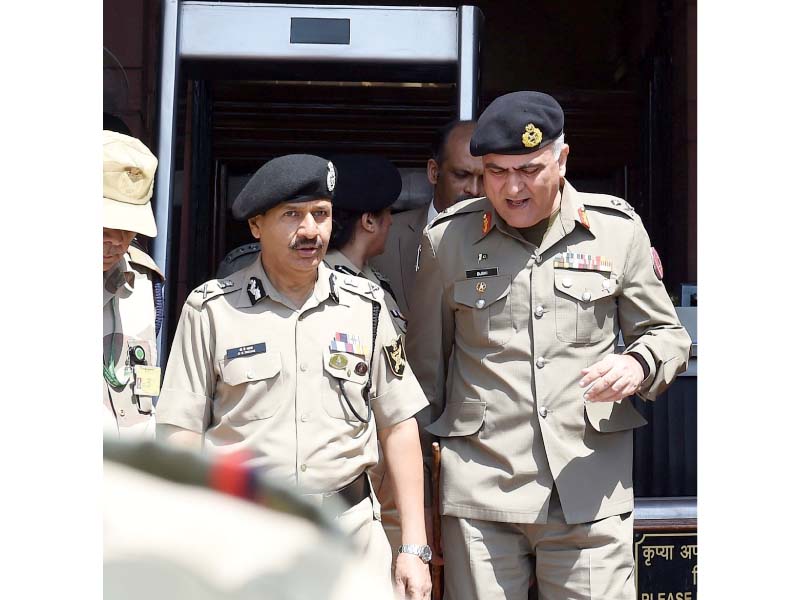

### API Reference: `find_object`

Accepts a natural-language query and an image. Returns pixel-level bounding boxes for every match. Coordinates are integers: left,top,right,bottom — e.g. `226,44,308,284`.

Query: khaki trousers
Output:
336,496,394,597
441,494,635,600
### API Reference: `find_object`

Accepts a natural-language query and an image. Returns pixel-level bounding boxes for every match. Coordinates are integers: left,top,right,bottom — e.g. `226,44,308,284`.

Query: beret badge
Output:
522,123,543,148
326,161,336,192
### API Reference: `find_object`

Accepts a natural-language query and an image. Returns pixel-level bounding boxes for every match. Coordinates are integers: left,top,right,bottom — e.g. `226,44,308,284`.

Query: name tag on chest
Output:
465,267,499,279
225,343,267,360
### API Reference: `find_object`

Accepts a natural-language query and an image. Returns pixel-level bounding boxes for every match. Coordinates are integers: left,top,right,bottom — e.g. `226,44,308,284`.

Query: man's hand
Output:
580,354,644,402
394,553,432,600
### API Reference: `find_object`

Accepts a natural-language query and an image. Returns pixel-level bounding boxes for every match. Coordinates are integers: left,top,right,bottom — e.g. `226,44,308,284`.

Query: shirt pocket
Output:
321,349,371,421
554,269,618,344
452,275,513,347
218,352,283,422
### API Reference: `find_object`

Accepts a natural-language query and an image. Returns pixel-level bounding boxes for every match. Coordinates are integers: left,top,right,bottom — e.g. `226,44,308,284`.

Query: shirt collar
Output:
427,198,438,225
234,255,333,310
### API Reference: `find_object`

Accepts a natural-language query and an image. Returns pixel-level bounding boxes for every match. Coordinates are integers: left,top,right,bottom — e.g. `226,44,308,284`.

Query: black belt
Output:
321,473,371,512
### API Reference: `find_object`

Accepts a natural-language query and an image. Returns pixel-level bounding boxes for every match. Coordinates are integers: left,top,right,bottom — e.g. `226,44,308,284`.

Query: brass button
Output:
119,409,125,417
536,357,545,368
538,406,548,418
534,305,544,318
300,464,307,472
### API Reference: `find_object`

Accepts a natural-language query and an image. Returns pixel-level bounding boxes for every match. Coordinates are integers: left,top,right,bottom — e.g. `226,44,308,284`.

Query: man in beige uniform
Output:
406,92,691,600
156,154,432,599
372,120,483,317
103,130,164,439
324,154,409,566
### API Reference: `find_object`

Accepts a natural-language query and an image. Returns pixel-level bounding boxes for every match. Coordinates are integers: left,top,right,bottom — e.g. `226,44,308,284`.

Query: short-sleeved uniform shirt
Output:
156,256,427,495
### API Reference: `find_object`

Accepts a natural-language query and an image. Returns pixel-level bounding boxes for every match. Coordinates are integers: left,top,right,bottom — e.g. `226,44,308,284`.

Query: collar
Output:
233,256,331,310
427,198,438,225
103,253,135,306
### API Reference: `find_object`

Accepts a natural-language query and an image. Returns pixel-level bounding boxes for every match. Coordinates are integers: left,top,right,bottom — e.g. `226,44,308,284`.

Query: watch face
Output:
421,545,433,562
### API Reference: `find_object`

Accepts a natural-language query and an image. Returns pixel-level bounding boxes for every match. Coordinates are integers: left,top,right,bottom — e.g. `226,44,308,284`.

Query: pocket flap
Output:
584,398,647,433
554,269,618,303
219,352,282,386
323,350,369,385
427,400,486,437
453,275,511,309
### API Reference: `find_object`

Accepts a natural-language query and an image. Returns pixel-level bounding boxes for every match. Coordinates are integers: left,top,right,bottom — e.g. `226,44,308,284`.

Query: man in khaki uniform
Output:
103,130,164,439
406,92,691,600
323,154,409,566
155,154,432,599
372,120,483,317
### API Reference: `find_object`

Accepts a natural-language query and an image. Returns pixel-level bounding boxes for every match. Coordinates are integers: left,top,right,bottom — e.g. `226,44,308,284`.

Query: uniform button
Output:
539,406,548,418
300,464,308,472
300,362,308,372
475,299,486,309
534,305,544,318
300,413,310,422
562,277,573,288
582,291,592,302
536,357,545,368
119,409,125,417
533,253,542,265
601,280,611,291
246,371,254,380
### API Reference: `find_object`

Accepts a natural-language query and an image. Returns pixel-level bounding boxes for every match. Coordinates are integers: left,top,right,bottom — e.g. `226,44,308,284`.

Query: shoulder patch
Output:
581,194,636,219
186,278,241,309
334,271,384,302
428,196,490,229
383,336,407,378
127,246,164,280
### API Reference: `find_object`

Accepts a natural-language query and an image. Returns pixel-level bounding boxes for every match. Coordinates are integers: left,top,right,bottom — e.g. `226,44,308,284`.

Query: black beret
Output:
328,154,402,214
470,91,564,156
232,154,337,220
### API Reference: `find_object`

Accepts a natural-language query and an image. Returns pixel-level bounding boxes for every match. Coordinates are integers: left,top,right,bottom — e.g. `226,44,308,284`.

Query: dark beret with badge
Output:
232,154,337,220
328,154,402,214
470,91,564,156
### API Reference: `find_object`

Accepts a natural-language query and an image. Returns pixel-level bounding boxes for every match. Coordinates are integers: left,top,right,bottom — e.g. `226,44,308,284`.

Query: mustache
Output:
290,238,324,250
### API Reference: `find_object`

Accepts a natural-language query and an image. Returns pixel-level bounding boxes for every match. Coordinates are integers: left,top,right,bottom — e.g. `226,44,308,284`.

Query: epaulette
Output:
127,246,164,280
428,196,489,229
221,242,260,265
581,194,637,219
186,277,240,309
334,271,384,302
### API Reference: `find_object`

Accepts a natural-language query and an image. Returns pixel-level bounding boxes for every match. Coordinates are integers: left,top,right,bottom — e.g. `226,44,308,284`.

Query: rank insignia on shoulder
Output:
482,211,492,235
217,279,235,289
330,332,366,357
577,206,591,230
247,277,266,305
390,308,407,324
225,343,267,360
383,336,406,378
651,247,664,280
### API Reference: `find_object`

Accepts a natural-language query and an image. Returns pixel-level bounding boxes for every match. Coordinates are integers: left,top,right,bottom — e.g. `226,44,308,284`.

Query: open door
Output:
153,2,483,356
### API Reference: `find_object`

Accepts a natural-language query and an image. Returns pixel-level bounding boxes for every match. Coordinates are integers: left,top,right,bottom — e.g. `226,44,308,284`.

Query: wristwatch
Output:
398,544,433,564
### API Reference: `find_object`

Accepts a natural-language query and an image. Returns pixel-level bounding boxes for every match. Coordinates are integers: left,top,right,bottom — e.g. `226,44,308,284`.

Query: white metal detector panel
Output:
180,2,459,63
